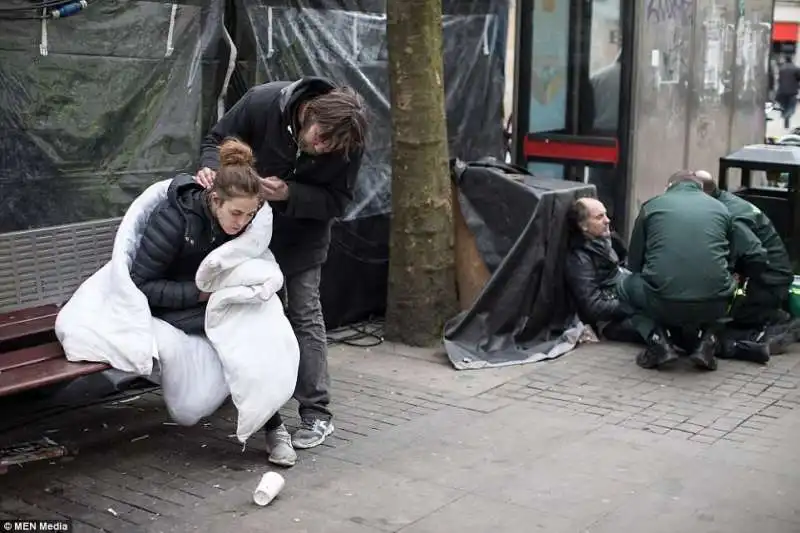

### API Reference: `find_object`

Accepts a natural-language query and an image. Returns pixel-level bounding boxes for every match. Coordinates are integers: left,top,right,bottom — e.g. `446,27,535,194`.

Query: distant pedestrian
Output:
776,55,800,129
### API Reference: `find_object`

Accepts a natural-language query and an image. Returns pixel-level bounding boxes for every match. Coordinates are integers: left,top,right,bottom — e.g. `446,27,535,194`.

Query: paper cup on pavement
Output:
253,471,285,506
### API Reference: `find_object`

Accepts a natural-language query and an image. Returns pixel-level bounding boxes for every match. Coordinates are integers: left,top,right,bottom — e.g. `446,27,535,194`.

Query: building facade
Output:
774,0,800,56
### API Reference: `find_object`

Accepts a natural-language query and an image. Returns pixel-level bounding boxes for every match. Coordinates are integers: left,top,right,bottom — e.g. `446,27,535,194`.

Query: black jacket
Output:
777,61,800,97
565,233,631,325
199,77,363,276
130,175,235,312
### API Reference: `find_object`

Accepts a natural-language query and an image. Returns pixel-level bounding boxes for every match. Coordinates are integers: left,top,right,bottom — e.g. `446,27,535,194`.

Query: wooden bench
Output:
0,305,109,397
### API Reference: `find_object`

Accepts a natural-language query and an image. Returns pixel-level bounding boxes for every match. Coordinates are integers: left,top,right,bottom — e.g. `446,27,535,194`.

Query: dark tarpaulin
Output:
444,160,596,370
0,0,224,233
234,0,507,327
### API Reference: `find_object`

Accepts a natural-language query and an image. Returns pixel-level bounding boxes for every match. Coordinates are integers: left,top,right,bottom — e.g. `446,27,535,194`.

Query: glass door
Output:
512,0,634,230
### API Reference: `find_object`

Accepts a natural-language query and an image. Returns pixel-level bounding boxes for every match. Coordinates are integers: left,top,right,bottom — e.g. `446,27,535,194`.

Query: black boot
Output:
720,338,770,364
689,330,718,371
765,321,798,354
636,329,679,369
767,331,793,355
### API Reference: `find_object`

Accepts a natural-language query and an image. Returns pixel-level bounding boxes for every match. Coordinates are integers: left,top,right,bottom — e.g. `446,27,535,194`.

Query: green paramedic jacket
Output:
627,181,767,302
714,189,793,287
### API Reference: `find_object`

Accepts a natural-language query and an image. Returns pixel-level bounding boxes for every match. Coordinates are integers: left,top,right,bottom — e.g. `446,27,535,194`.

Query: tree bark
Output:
385,0,457,346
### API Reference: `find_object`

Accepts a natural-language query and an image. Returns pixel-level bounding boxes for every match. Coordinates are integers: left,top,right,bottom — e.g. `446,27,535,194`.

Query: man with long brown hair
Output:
195,77,367,463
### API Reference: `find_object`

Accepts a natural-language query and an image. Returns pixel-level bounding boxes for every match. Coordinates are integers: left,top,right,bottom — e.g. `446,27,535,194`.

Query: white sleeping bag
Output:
55,178,300,442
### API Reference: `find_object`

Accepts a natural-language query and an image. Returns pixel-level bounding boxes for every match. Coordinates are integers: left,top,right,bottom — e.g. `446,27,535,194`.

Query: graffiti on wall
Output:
739,17,772,99
646,0,691,90
645,0,770,99
701,6,772,99
736,20,759,93
700,4,735,99
656,27,685,87
646,0,693,25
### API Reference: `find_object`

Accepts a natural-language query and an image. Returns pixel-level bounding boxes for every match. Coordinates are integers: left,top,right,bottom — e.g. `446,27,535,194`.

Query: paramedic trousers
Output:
618,274,730,342
284,266,332,422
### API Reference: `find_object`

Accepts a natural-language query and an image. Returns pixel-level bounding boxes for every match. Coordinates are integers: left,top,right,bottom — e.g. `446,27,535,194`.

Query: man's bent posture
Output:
565,198,637,342
694,170,796,358
620,171,767,371
196,77,367,464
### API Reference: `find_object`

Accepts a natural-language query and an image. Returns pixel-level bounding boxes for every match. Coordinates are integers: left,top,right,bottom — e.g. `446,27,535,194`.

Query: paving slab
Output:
655,458,800,522
586,490,800,533
366,404,603,488
397,494,579,533
328,343,532,398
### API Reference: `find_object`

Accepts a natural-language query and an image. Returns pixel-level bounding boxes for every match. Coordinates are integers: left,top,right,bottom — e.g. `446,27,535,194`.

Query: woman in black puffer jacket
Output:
130,139,299,468
130,138,262,334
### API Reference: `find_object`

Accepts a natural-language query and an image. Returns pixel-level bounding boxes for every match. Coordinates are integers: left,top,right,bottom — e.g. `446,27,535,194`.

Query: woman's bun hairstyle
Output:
219,138,254,168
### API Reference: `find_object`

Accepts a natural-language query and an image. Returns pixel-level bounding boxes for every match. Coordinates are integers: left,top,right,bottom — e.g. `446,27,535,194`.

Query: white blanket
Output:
55,179,300,443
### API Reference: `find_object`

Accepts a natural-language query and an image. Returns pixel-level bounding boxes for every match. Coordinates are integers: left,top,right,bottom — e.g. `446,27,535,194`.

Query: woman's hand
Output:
199,292,211,302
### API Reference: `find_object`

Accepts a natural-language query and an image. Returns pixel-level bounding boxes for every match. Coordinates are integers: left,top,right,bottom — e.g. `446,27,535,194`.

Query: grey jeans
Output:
283,265,331,421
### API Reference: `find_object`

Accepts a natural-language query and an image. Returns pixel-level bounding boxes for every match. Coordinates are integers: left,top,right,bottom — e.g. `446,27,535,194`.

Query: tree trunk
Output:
385,0,457,346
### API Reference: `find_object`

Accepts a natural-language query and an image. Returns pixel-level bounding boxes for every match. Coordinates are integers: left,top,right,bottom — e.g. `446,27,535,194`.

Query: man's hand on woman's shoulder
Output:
195,167,217,189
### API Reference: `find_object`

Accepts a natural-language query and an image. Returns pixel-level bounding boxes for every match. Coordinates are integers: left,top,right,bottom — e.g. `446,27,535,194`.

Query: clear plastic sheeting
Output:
240,0,506,219
0,0,223,232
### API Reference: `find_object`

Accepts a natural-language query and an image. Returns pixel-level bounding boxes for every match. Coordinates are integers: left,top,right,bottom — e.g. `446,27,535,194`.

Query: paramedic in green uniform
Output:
619,171,767,371
694,170,796,355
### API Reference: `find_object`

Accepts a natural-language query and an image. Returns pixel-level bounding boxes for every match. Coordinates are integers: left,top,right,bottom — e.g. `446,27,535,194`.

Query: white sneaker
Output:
265,424,297,467
292,418,334,449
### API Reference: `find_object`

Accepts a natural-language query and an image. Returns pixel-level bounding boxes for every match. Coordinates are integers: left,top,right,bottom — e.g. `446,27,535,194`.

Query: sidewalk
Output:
2,339,800,532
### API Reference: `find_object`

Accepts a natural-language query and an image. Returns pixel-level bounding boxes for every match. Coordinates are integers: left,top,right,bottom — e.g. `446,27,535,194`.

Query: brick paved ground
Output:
1,338,800,532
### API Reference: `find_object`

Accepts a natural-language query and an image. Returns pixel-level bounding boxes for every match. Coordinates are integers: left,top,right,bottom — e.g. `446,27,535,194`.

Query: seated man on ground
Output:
693,170,797,357
129,138,297,468
565,197,638,342
620,170,768,371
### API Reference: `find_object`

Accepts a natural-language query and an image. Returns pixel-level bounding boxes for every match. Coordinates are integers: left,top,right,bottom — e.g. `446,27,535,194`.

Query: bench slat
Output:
0,343,65,372
0,305,111,398
0,310,59,344
0,305,58,325
0,356,109,397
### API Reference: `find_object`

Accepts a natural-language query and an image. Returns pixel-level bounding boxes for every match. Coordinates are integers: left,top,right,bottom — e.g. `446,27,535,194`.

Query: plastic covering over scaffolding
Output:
0,0,506,328
236,0,507,325
237,0,507,219
0,0,225,233
0,0,505,228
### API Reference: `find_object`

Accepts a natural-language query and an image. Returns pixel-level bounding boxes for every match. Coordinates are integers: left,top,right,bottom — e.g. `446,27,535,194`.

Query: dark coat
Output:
130,175,235,316
199,77,363,276
628,181,767,303
565,233,631,325
777,61,800,97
